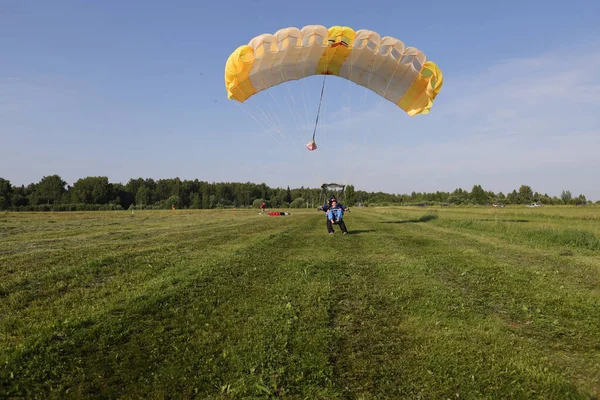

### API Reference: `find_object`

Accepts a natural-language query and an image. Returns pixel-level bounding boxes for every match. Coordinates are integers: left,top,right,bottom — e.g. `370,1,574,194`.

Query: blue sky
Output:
1,0,599,200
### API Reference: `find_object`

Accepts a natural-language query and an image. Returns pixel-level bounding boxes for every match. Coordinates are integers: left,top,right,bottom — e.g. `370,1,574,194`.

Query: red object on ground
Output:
268,212,290,216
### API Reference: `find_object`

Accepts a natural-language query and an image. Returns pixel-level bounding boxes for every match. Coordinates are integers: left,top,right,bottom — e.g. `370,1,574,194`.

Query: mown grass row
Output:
1,208,599,398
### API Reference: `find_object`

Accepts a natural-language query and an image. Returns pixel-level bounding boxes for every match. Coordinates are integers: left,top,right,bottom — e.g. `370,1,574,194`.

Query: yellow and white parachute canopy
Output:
225,25,443,116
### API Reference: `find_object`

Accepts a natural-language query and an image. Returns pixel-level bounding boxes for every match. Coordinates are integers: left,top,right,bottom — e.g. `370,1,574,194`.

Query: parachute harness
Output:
306,74,327,151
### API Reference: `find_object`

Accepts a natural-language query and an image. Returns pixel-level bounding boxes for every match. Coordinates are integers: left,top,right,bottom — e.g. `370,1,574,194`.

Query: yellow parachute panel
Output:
224,25,443,115
224,45,256,102
398,61,444,116
315,26,356,76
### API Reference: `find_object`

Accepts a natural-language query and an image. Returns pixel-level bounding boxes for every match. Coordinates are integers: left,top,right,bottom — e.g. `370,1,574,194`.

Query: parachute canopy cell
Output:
224,25,443,116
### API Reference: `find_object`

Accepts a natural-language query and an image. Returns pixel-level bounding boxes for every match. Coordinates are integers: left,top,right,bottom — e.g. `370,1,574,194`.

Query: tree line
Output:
0,175,595,211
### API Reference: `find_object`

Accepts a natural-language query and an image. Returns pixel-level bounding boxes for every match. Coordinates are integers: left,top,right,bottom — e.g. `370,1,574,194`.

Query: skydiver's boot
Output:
339,221,348,234
327,219,335,234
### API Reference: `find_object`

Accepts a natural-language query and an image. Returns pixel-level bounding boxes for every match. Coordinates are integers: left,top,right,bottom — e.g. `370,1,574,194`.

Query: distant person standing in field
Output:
259,201,267,215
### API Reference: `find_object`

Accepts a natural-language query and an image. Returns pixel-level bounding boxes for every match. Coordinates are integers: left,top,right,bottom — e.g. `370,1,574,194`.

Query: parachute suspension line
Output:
262,77,323,185
240,101,323,186
311,73,327,143
249,100,279,134
249,99,288,146
279,68,305,130
344,57,377,185
301,90,311,132
284,96,298,127
299,56,310,129
280,72,324,184
298,64,324,185
284,80,307,130
266,93,288,138
271,90,316,161
256,107,280,137
320,72,330,143
287,93,306,130
246,69,292,149
308,44,333,152
240,66,287,146
346,54,378,186
247,101,276,130
236,103,285,149
260,98,323,185
344,53,355,186
302,77,312,130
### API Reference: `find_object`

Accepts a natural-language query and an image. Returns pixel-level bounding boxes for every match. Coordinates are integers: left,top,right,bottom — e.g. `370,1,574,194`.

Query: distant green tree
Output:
200,194,209,209
450,188,468,204
165,195,181,209
0,178,12,209
270,195,282,208
71,177,112,204
539,194,553,205
506,190,519,204
37,175,67,205
561,190,572,204
345,185,355,206
573,194,587,205
518,185,533,203
125,178,145,197
11,186,29,208
190,193,201,209
284,186,292,204
156,178,181,202
470,184,488,204
180,180,199,208
447,195,459,204
112,183,134,209
289,197,305,208
196,182,208,209
136,186,151,208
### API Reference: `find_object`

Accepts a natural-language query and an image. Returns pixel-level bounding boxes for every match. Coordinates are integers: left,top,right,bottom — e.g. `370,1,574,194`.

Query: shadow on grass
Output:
346,229,376,235
478,218,530,223
381,214,439,224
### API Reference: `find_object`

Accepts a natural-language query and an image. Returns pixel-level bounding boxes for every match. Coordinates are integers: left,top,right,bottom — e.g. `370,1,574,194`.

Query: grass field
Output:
1,206,599,399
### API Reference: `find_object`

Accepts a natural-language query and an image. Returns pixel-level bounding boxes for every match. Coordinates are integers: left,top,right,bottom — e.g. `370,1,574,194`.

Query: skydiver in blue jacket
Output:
322,197,347,213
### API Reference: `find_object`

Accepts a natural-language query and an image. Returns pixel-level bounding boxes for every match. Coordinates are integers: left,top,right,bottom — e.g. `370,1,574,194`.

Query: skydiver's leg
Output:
326,219,334,234
339,220,348,234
